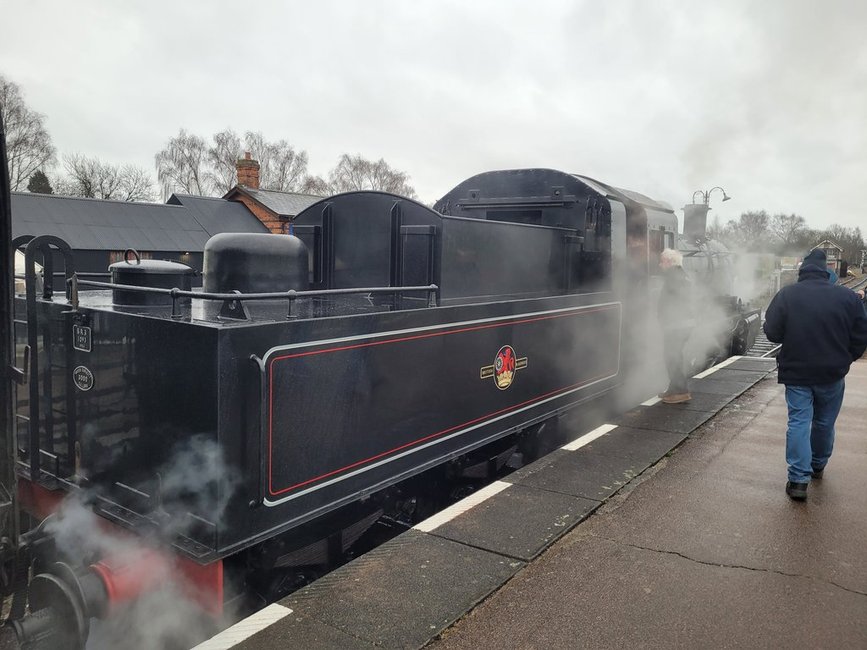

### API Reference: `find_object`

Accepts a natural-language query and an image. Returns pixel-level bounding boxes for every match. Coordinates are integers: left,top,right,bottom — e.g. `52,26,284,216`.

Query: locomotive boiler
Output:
0,166,757,648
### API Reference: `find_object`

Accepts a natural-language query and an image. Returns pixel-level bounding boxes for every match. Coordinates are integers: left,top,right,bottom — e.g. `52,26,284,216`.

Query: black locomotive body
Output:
4,168,758,646
15,178,632,562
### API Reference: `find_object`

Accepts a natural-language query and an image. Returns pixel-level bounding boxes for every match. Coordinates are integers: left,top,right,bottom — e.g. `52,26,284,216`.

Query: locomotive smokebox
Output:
109,253,195,306
682,203,711,242
203,233,309,294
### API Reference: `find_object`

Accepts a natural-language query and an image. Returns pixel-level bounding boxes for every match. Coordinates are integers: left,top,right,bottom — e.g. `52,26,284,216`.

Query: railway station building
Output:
11,154,323,286
222,153,322,234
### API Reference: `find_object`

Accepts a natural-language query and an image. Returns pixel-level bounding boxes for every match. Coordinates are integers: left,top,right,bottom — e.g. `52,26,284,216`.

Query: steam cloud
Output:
41,436,238,650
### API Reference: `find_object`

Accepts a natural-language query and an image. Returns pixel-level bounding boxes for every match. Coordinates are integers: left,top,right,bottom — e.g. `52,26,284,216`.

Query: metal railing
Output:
72,278,441,320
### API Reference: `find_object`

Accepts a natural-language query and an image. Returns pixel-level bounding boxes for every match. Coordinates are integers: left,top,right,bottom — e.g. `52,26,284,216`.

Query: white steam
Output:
40,436,238,650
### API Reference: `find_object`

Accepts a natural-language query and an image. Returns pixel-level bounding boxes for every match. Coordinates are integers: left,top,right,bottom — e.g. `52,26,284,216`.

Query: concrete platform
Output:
431,357,867,649
217,355,867,649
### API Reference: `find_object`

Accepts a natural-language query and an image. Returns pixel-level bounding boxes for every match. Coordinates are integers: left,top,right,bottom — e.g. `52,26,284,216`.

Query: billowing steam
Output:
41,436,238,650
611,259,742,413
154,434,239,538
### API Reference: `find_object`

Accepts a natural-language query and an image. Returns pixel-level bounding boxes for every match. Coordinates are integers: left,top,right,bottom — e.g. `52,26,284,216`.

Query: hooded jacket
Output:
763,263,867,385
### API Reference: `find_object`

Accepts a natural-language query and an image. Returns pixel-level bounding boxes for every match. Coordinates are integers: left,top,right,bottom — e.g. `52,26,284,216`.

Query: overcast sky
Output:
2,0,865,231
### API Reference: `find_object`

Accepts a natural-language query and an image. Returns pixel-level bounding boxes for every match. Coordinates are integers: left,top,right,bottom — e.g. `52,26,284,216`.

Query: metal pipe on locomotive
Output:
0,161,761,648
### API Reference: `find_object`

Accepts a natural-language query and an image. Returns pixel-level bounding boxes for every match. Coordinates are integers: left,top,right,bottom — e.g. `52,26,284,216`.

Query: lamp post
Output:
683,187,731,241
691,186,731,206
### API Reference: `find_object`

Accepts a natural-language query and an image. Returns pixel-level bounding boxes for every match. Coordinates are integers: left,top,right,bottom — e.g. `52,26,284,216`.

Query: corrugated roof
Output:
11,193,210,252
12,192,272,252
228,187,323,218
168,194,268,235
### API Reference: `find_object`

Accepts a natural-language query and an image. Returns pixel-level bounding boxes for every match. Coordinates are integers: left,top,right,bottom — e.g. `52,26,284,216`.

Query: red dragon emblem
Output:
479,345,528,390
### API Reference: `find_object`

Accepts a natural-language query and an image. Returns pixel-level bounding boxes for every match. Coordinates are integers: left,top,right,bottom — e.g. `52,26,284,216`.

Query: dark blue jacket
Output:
764,264,867,385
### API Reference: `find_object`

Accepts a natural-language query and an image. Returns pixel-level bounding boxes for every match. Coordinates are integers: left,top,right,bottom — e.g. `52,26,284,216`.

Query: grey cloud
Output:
2,0,865,230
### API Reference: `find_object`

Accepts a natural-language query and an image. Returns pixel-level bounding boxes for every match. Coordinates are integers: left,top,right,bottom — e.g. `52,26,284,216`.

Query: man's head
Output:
659,248,683,270
802,248,827,269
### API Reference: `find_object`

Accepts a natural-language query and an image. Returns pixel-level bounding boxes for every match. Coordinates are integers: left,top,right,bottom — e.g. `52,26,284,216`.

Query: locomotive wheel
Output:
517,418,559,463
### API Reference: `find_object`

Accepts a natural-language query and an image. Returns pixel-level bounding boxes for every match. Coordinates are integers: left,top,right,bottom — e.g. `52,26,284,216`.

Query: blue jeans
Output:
785,380,845,483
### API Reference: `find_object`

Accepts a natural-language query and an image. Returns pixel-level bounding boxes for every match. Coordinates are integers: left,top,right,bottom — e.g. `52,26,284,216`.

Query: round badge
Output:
73,365,94,392
494,345,517,390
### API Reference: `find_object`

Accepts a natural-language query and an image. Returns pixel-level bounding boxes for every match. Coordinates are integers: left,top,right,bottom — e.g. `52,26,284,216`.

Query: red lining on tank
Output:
267,305,619,497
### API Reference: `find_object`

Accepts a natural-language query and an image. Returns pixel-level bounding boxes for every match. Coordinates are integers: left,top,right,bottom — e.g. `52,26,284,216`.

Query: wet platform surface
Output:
219,355,867,649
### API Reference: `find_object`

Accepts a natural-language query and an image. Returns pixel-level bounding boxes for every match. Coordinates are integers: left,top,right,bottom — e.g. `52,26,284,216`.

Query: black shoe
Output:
786,481,808,501
811,467,824,479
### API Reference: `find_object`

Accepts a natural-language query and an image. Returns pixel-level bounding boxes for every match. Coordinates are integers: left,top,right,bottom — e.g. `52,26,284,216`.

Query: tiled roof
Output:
168,194,268,235
228,186,323,218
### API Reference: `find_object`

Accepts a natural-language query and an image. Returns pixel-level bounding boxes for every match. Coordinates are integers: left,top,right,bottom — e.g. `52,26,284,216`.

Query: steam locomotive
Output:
0,163,759,648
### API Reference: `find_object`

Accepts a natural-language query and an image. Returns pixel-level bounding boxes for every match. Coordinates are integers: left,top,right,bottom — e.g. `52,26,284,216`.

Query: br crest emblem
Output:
480,345,528,390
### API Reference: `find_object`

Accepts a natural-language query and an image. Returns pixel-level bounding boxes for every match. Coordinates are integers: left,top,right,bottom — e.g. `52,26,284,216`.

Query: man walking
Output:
658,249,694,404
763,248,867,501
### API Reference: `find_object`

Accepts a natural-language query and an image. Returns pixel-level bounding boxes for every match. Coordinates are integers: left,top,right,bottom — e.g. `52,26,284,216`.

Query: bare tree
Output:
706,215,725,241
206,128,242,195
816,224,865,262
326,154,416,198
114,165,156,202
769,213,806,246
155,129,212,199
767,213,808,254
300,174,329,195
715,210,771,252
57,153,155,201
245,131,310,192
0,74,56,190
157,128,316,197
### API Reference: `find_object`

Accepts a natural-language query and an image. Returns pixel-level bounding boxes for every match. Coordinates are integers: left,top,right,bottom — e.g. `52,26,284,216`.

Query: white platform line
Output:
191,604,293,650
641,395,662,406
693,355,742,379
413,480,511,532
561,423,618,451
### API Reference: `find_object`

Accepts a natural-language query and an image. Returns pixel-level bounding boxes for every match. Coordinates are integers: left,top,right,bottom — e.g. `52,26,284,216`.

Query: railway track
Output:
745,328,780,358
840,272,867,289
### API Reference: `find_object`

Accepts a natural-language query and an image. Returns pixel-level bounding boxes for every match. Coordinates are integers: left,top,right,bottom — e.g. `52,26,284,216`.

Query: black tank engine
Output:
3,168,759,648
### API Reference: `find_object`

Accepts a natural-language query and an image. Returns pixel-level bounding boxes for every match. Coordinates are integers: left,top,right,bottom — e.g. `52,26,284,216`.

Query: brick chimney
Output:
236,152,260,189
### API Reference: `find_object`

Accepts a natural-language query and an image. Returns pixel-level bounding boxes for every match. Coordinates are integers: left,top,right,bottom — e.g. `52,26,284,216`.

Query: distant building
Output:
11,191,268,288
223,153,322,234
811,240,844,272
779,256,801,271
11,153,325,291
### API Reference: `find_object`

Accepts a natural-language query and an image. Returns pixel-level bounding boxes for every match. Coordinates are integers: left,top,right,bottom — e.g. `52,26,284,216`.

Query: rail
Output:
72,277,441,320
744,328,781,358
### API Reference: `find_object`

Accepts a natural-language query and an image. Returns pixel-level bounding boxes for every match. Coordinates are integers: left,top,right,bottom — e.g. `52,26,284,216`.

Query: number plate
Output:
73,325,91,352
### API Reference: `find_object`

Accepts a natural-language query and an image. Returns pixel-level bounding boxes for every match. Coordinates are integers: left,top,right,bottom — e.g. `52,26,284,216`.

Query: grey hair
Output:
660,248,683,266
